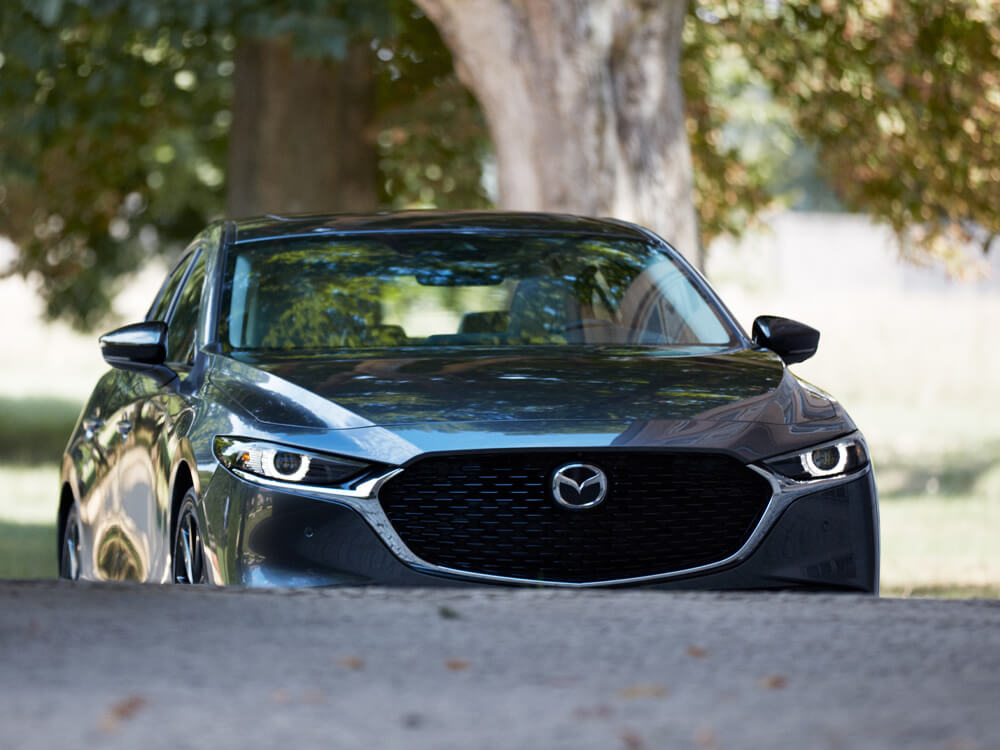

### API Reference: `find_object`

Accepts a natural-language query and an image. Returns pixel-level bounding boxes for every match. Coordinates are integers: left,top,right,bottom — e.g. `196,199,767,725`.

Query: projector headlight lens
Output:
213,437,370,487
764,436,869,481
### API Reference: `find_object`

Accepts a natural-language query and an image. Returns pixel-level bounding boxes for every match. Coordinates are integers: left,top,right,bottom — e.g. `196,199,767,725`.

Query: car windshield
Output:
218,233,738,352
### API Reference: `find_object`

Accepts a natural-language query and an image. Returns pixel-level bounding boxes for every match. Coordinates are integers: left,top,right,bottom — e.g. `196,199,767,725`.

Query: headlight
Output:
214,436,371,487
763,436,869,481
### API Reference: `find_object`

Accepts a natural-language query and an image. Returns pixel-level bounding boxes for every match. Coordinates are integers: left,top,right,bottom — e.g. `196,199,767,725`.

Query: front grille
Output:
378,451,772,583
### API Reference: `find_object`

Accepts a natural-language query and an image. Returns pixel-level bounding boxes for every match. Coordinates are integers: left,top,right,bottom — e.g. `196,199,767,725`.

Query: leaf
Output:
445,659,469,671
758,674,788,690
338,655,365,670
100,694,148,733
686,645,709,658
620,728,645,750
619,684,669,699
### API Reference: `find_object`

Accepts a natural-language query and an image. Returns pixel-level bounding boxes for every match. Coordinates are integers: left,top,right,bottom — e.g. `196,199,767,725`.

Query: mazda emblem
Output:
551,463,608,509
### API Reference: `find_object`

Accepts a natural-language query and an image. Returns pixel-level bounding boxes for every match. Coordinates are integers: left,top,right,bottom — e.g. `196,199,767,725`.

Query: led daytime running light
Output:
801,444,848,477
262,449,310,482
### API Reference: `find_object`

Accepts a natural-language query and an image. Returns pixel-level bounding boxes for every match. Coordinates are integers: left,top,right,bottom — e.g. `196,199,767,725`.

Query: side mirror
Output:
99,321,176,386
752,315,820,364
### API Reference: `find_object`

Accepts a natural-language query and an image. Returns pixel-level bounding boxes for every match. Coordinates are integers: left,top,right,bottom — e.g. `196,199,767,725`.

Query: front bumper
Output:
199,466,879,593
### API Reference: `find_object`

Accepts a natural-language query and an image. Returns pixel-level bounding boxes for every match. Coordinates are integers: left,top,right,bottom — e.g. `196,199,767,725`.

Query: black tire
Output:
59,504,82,581
172,490,207,584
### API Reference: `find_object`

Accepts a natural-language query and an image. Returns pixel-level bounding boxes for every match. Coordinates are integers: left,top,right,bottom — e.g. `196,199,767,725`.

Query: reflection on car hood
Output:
212,347,837,428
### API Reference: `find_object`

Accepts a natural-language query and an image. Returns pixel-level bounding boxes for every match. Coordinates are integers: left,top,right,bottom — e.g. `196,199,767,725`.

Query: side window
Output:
148,254,193,322
166,251,206,366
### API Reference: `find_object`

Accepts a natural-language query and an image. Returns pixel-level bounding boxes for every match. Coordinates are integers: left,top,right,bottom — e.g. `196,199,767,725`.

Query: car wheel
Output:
59,505,82,581
172,490,207,584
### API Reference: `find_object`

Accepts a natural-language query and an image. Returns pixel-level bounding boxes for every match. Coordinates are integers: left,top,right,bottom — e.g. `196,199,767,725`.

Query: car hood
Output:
208,347,837,429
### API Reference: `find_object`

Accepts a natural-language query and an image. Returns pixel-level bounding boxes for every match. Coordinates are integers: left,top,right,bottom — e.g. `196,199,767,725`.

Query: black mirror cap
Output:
99,321,175,385
752,315,820,365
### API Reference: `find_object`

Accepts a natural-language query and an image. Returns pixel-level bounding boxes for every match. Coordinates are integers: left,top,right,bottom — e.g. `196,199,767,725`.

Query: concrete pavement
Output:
1,581,997,749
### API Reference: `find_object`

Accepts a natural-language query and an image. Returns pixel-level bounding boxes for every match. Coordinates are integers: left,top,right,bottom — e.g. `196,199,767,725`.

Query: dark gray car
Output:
58,212,878,591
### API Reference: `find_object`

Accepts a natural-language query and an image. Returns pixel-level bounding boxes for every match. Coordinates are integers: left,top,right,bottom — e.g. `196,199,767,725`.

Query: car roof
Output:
230,210,655,245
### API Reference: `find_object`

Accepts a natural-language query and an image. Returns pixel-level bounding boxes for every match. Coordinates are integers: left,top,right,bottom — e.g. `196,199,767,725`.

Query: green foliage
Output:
683,9,775,250
0,0,488,330
373,7,492,210
3,0,995,331
694,0,1000,266
0,1,235,328
0,520,56,578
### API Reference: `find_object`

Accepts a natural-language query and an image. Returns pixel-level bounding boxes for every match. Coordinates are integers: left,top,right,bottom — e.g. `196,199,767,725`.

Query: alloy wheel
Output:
172,496,206,584
59,508,81,581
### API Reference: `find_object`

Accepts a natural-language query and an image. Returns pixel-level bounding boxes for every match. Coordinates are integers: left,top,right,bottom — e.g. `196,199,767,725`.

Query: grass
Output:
881,584,1000,599
0,464,61,579
880,492,1000,592
0,520,56,579
874,443,1000,593
0,396,82,465
1,464,61,525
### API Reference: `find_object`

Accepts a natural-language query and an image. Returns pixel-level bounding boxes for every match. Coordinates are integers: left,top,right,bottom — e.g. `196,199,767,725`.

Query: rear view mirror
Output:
100,321,176,385
415,270,504,286
752,315,820,364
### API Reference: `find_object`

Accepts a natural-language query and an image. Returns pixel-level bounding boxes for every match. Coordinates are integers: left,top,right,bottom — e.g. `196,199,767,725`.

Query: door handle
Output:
83,418,103,441
117,419,133,440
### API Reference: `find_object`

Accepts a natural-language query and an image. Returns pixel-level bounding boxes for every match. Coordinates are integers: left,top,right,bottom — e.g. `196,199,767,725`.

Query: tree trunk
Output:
414,0,699,262
226,38,378,218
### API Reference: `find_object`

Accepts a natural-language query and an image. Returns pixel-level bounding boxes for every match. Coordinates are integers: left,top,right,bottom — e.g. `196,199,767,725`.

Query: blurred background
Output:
0,0,997,594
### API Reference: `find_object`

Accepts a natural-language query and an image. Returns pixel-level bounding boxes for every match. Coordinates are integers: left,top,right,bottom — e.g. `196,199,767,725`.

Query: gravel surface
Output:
1,581,997,749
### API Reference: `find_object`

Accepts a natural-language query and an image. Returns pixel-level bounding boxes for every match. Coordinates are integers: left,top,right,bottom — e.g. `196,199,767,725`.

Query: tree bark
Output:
414,0,699,261
226,38,378,218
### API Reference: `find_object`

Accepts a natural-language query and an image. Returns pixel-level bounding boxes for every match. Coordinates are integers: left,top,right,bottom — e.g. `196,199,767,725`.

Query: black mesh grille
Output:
378,451,772,583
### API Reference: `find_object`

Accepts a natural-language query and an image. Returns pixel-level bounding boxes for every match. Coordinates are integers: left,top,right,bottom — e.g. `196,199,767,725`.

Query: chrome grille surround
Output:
377,451,772,583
